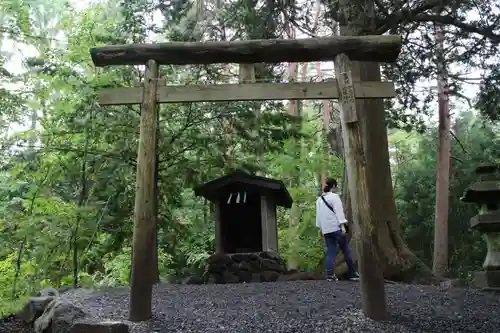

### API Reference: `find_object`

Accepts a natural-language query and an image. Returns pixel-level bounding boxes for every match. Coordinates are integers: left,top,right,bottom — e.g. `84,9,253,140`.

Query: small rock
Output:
237,261,252,271
206,275,217,284
223,271,240,284
183,276,203,285
261,271,281,282
230,253,246,262
70,321,129,333
36,301,87,333
280,271,319,281
238,271,252,283
440,279,465,289
261,259,285,272
18,296,55,323
248,260,262,271
246,253,260,261
206,253,231,265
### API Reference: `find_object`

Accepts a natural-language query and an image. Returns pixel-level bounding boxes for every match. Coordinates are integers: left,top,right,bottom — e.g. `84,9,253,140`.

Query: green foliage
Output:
0,254,33,316
392,110,499,278
476,65,500,122
0,0,499,317
0,0,316,315
269,110,342,269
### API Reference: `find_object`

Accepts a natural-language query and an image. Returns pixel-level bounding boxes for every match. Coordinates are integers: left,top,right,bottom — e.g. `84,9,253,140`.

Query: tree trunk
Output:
319,62,331,191
284,25,302,270
73,112,90,289
335,53,389,320
326,125,353,234
432,17,451,278
326,0,436,285
152,110,160,284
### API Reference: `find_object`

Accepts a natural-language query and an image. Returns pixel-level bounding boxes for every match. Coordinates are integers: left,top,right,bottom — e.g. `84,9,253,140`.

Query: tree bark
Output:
90,35,402,66
350,61,434,282
152,108,160,284
328,127,354,240
432,16,451,278
284,35,303,270
335,52,388,320
328,0,436,285
318,62,331,191
73,111,90,289
326,126,353,230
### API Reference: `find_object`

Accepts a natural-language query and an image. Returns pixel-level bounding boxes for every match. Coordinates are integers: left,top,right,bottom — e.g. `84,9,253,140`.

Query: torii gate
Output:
89,35,402,322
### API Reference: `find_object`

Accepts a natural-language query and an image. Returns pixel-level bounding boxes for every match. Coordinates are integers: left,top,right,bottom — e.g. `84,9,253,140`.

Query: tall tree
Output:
432,10,451,279
331,0,431,283
292,0,500,282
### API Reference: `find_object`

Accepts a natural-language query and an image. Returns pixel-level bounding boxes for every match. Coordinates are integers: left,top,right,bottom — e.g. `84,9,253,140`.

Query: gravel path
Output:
53,281,500,333
2,314,34,333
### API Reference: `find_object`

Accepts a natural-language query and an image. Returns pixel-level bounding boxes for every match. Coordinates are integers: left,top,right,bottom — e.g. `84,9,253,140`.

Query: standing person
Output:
316,178,360,282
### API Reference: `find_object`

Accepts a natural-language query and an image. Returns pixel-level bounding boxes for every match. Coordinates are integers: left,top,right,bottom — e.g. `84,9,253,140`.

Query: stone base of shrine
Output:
473,270,500,289
178,251,326,284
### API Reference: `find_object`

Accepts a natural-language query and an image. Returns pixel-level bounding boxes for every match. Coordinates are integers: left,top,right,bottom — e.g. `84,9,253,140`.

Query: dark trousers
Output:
324,231,357,277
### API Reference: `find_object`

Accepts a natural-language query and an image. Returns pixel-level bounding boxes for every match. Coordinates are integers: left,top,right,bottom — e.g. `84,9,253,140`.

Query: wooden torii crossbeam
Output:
91,35,401,66
99,80,396,105
90,34,402,322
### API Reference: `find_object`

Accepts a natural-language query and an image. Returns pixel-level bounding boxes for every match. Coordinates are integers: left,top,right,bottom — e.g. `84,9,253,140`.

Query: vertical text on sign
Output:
339,70,357,123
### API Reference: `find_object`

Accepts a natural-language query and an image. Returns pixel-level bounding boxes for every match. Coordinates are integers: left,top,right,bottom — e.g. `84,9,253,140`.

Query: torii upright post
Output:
334,53,388,319
129,59,159,321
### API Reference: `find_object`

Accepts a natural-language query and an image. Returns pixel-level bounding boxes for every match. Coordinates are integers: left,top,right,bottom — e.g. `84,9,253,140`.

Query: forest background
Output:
1,0,500,316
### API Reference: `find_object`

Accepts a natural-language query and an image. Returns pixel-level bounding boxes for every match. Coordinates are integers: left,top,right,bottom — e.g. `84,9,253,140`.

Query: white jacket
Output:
315,192,348,234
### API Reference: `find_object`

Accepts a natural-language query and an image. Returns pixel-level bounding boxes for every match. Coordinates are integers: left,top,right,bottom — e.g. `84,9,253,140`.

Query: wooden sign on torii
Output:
89,35,402,322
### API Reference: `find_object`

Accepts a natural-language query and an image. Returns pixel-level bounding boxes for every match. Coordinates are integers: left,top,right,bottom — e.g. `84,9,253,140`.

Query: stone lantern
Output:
461,164,500,289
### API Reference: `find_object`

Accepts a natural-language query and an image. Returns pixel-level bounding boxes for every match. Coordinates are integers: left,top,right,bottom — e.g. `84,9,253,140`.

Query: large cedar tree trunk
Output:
320,0,436,284
326,126,353,241
432,18,451,279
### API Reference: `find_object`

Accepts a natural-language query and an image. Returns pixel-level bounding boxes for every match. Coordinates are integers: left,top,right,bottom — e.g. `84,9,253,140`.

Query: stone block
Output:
439,279,466,289
242,271,254,283
481,232,500,270
261,271,280,282
71,321,129,333
236,261,252,271
470,214,500,233
473,270,500,288
251,273,262,283
36,301,87,333
260,258,282,272
278,271,320,281
259,250,281,261
183,276,203,285
222,271,239,284
206,253,231,266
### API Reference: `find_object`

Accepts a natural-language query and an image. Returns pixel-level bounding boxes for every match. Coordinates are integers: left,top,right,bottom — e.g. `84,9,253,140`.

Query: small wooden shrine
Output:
194,171,293,254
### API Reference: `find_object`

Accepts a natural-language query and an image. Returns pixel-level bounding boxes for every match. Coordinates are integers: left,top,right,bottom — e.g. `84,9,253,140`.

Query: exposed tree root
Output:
315,220,439,285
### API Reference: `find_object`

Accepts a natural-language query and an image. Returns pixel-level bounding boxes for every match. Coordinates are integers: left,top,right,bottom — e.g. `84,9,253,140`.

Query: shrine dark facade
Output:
194,171,293,254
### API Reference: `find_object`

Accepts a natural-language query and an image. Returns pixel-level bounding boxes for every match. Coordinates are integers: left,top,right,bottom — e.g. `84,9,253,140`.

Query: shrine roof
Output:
194,171,293,208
